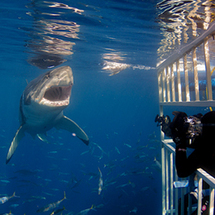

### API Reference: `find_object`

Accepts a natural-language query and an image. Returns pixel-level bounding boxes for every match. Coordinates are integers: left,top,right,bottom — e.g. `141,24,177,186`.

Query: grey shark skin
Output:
6,66,89,164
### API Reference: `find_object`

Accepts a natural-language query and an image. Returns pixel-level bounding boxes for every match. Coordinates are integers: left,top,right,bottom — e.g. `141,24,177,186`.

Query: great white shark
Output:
6,66,89,164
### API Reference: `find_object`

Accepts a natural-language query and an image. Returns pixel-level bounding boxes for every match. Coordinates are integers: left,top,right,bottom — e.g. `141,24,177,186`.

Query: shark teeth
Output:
40,97,70,107
40,85,72,107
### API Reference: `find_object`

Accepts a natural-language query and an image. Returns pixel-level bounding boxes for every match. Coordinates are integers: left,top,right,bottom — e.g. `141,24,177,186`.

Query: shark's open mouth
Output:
40,85,72,106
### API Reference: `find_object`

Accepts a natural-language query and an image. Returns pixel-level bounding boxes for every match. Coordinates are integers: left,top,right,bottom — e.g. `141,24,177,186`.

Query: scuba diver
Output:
156,111,215,214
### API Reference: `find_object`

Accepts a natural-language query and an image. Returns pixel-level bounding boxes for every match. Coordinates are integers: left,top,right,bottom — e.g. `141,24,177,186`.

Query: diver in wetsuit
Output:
168,111,215,177
170,111,215,215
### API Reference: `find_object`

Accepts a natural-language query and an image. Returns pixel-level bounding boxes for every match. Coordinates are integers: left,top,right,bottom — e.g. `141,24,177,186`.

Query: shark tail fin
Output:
63,191,66,200
6,125,25,164
55,116,89,145
12,192,19,198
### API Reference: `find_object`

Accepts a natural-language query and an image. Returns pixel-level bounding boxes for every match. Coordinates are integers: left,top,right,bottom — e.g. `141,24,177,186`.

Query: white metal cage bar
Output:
161,139,215,215
158,21,215,215
192,48,200,101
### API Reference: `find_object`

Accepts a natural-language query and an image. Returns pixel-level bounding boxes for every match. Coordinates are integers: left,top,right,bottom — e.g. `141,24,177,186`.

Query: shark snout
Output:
54,66,73,85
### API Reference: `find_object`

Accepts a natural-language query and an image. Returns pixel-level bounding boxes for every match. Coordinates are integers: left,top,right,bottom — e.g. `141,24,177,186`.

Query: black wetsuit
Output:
174,111,215,215
176,143,215,178
176,142,215,215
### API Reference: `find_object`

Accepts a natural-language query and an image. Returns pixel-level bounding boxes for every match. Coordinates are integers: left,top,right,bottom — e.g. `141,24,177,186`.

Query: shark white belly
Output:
6,66,89,164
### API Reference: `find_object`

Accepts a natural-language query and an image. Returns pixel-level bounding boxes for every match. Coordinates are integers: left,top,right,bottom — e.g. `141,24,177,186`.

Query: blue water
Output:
0,0,162,214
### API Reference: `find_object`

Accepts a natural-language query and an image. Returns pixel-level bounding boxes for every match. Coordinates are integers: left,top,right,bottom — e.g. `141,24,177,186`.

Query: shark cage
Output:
157,21,215,215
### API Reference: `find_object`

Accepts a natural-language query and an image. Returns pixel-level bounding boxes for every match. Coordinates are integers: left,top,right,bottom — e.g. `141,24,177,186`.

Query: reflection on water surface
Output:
157,0,215,65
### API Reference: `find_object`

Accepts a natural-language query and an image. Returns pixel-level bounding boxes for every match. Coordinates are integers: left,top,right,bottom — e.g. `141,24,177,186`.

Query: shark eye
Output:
46,72,51,78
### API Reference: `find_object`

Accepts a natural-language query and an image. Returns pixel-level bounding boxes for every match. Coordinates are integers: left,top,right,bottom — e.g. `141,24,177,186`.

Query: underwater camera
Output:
155,114,172,138
155,113,203,148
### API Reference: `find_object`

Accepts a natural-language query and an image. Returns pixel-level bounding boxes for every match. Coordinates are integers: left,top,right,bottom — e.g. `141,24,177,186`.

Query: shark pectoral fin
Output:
56,116,89,145
6,125,25,164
